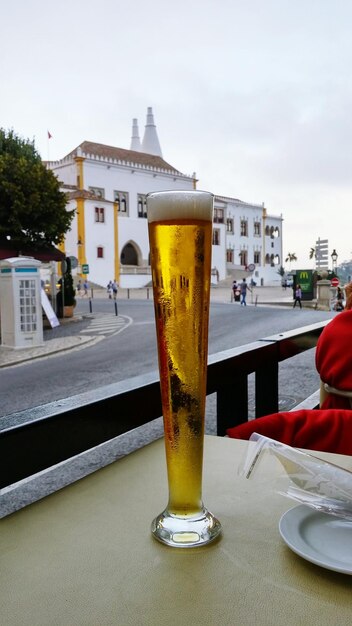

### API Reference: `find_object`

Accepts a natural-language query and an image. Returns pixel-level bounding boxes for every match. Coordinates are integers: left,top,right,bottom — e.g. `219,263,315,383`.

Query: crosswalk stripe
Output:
80,324,122,331
79,314,132,336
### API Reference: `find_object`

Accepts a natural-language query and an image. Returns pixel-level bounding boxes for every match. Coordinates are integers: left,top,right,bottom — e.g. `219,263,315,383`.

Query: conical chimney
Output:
141,107,163,157
130,118,142,152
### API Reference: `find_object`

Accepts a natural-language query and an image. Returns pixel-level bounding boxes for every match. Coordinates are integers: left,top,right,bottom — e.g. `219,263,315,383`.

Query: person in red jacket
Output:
316,287,352,409
226,282,352,453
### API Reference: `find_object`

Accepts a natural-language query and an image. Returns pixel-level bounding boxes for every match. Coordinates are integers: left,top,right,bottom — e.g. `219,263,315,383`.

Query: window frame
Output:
240,220,248,237
226,218,234,233
239,250,248,266
114,190,129,215
212,228,220,246
137,194,147,218
214,208,224,224
254,222,261,236
94,206,105,223
89,186,105,199
254,251,261,264
226,248,234,263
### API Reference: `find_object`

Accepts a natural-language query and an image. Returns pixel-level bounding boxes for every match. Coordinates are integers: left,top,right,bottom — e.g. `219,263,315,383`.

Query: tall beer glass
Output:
147,190,222,548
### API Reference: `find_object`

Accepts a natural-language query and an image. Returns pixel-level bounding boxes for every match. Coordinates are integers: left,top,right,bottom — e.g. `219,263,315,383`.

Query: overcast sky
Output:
1,0,351,269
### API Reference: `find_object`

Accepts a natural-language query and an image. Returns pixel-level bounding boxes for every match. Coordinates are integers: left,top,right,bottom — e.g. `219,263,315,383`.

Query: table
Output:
1,436,352,625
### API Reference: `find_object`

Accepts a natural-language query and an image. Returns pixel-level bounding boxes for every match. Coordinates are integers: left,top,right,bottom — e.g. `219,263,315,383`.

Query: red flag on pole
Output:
47,131,52,139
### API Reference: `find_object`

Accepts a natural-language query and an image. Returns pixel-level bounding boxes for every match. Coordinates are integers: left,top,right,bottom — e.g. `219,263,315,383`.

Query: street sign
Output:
69,256,78,269
82,264,89,274
315,237,329,269
247,263,255,272
331,277,339,287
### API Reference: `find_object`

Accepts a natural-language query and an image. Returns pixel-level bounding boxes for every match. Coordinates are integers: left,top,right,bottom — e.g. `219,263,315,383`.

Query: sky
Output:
1,0,351,269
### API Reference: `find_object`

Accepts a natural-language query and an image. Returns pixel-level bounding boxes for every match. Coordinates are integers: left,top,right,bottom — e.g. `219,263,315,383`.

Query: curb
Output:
0,335,103,369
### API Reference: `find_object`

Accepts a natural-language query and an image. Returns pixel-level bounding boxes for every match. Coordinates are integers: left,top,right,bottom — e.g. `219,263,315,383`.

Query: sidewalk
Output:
0,317,103,368
210,284,294,306
87,285,295,305
0,286,295,368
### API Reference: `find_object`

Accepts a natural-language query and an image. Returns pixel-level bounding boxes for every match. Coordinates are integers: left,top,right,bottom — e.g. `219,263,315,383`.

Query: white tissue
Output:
239,433,352,521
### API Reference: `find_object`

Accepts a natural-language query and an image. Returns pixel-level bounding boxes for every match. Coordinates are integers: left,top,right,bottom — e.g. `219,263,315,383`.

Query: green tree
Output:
285,252,297,264
285,252,297,271
0,128,74,248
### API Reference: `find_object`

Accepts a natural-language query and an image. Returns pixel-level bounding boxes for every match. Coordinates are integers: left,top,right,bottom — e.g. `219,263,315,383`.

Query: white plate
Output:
279,505,352,575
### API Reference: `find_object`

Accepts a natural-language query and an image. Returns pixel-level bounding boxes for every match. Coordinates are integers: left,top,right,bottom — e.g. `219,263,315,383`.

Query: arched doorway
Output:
120,241,140,266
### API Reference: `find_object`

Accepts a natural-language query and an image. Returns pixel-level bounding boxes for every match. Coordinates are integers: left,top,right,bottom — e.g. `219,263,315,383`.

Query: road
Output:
0,297,335,426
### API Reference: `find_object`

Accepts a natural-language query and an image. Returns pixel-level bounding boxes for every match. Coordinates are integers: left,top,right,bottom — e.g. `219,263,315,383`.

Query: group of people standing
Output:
76,279,89,297
107,280,119,299
293,284,346,311
232,279,252,306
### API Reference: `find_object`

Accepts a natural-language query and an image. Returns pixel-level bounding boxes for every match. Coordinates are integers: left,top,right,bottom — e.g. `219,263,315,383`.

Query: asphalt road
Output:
0,298,335,424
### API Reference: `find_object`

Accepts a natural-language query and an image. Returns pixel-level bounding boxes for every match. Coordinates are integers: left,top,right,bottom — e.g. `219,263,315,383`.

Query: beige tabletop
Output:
1,436,352,626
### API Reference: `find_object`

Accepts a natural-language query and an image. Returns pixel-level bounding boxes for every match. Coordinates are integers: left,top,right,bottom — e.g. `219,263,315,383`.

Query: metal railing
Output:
0,320,328,490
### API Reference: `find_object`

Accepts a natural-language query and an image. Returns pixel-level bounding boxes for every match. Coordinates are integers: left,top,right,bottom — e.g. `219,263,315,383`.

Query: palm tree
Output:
309,247,315,260
285,252,297,263
285,252,297,271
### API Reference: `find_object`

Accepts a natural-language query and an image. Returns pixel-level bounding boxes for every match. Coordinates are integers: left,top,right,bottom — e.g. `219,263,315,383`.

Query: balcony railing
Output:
0,320,328,493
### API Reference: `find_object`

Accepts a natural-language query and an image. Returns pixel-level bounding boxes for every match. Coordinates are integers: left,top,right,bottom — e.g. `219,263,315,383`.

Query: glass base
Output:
151,506,222,548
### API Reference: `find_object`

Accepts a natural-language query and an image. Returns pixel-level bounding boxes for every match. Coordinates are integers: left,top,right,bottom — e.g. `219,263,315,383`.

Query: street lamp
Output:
331,249,338,273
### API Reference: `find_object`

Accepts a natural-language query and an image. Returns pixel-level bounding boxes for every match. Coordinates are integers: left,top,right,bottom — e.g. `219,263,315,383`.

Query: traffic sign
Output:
82,264,89,274
69,256,78,269
247,263,255,272
331,277,339,287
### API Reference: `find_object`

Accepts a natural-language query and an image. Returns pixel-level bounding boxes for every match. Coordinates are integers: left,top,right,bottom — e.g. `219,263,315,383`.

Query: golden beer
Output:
147,190,221,547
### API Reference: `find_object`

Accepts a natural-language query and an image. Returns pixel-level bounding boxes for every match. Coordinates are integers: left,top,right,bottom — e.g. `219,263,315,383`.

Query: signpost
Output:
69,256,78,270
331,277,339,287
315,238,329,270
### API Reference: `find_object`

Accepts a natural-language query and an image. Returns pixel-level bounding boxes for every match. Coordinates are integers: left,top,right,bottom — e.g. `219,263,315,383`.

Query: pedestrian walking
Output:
82,279,89,297
76,280,82,296
293,284,302,309
240,278,251,306
112,280,119,300
334,287,344,311
107,280,113,299
232,280,238,302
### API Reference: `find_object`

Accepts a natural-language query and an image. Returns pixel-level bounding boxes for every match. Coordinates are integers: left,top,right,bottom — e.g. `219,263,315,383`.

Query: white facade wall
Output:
83,160,193,213
216,197,283,286
85,200,116,286
50,160,77,186
63,202,78,260
49,149,283,288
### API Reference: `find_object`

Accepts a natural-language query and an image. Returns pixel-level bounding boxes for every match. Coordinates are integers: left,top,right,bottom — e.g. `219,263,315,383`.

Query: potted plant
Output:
57,257,76,317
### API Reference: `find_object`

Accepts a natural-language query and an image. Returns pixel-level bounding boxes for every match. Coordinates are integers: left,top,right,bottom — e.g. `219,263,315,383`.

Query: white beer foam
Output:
147,190,213,223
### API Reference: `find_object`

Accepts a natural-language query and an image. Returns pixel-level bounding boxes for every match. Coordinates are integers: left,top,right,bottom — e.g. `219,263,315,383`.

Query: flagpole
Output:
47,130,52,163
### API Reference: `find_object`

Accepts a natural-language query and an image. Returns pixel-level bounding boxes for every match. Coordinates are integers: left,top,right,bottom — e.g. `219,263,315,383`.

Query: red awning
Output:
0,241,65,262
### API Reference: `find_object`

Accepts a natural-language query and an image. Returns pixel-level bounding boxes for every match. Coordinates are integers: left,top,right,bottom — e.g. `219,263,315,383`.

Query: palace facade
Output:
47,108,283,287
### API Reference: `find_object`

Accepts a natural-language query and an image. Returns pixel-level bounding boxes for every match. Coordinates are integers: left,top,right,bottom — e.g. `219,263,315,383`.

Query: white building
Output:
214,195,283,286
47,107,283,287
